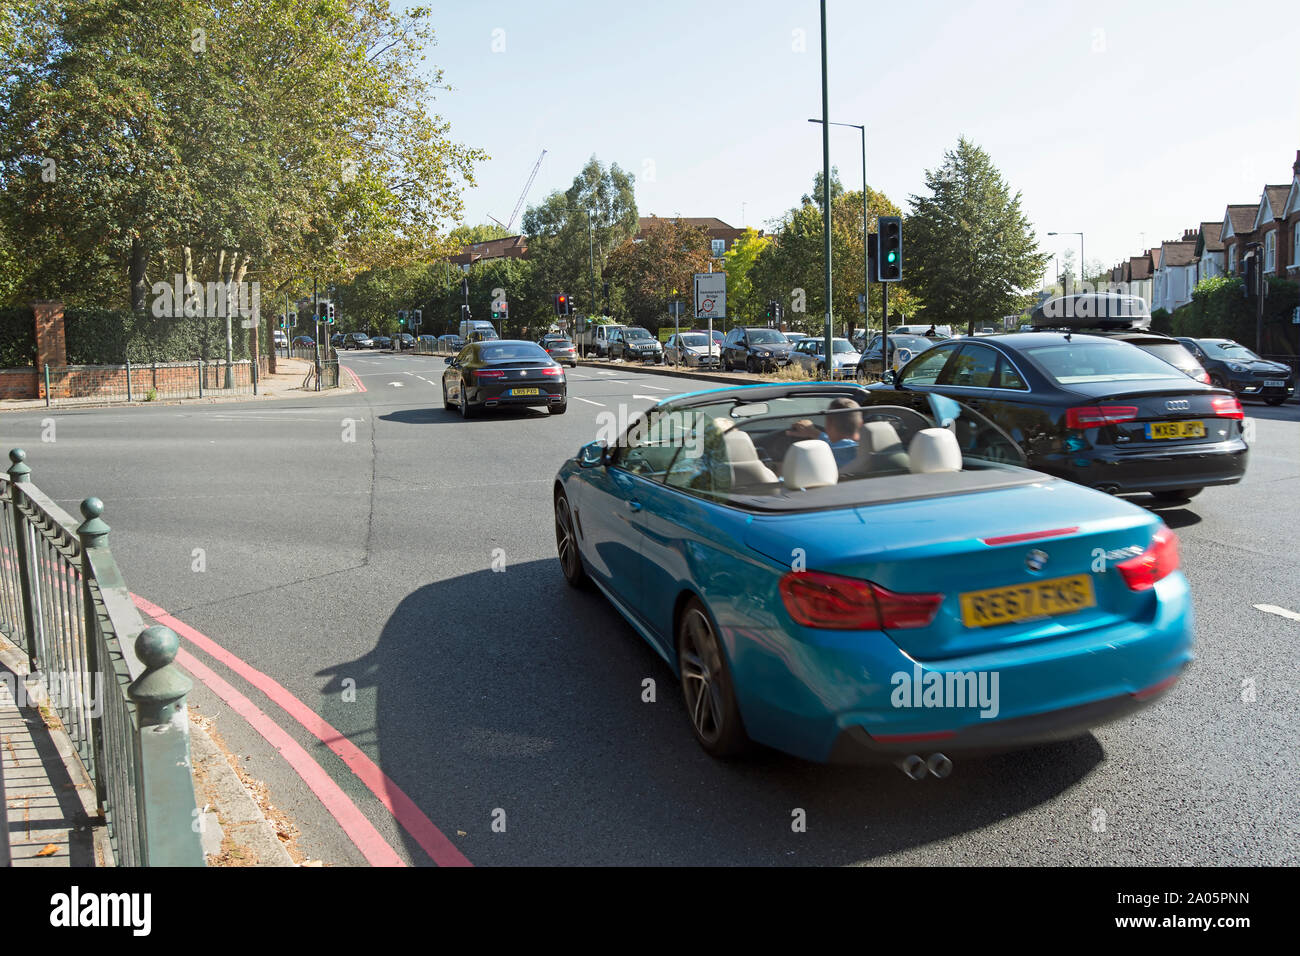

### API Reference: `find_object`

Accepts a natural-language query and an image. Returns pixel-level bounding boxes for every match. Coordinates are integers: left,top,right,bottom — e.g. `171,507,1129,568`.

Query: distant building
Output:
447,235,528,271
636,216,753,257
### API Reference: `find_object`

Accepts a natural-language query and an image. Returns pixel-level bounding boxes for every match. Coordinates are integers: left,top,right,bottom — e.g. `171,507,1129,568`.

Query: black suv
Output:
1176,337,1295,405
610,326,663,363
722,327,793,372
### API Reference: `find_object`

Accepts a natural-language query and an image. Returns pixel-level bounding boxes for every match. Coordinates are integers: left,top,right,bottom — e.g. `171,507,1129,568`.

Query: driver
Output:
786,397,863,467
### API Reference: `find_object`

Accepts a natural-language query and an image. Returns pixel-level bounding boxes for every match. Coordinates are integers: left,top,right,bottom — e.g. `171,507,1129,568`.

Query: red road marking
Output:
342,363,366,392
133,594,472,868
176,648,406,867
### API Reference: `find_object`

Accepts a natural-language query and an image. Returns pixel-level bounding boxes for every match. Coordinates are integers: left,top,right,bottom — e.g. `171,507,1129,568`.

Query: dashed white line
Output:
1253,604,1300,623
573,397,605,407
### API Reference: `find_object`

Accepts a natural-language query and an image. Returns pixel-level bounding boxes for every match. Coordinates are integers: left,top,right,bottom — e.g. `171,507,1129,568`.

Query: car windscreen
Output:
624,328,653,340
678,334,709,347
747,329,786,345
480,343,550,363
1023,341,1188,385
1135,342,1198,370
1201,340,1261,361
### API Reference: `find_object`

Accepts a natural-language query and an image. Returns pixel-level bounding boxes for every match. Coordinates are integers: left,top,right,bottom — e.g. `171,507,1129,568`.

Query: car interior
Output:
613,393,1017,502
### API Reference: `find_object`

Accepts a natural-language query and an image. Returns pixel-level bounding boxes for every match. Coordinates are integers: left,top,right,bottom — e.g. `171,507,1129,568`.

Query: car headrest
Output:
908,428,963,473
783,440,839,490
842,421,908,476
723,426,761,463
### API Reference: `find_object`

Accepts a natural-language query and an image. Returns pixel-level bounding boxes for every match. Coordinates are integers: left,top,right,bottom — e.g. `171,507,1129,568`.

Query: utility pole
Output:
819,0,833,381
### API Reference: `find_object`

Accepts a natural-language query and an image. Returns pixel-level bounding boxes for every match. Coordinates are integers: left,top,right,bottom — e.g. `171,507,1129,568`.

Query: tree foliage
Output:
0,0,486,311
904,138,1049,332
605,218,712,331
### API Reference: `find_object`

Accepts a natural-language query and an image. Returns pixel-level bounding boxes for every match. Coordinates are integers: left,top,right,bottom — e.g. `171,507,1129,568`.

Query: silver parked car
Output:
664,331,721,367
788,336,860,379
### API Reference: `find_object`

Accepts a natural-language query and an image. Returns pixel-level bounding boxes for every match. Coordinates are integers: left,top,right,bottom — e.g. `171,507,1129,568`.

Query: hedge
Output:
1169,276,1299,356
65,307,253,365
0,306,36,367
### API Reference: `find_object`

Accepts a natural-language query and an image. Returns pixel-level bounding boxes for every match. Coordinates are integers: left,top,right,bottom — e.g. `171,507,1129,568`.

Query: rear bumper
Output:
728,572,1195,764
1037,440,1248,494
472,385,566,407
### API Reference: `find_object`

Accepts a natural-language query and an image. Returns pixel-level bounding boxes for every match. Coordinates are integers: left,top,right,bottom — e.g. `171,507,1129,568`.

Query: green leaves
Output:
905,138,1049,330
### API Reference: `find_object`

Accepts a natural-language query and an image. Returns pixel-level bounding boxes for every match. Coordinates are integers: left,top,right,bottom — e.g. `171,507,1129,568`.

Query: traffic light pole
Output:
819,0,833,382
882,283,889,384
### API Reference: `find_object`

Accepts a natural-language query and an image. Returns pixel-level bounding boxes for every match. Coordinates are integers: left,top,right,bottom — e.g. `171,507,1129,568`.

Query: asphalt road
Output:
3,350,1297,866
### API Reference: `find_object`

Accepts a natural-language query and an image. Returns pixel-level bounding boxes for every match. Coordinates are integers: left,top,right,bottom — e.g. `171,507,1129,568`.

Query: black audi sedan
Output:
873,331,1247,502
442,340,567,418
1175,337,1295,406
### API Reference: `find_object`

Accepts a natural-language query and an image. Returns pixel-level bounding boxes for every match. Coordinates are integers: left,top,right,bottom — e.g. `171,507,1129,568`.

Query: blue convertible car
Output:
553,384,1193,770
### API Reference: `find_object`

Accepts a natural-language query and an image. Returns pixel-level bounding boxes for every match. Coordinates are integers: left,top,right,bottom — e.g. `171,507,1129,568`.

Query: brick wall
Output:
0,369,38,399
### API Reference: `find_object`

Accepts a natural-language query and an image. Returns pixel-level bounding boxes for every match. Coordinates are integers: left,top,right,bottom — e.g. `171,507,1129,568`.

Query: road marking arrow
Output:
389,381,404,387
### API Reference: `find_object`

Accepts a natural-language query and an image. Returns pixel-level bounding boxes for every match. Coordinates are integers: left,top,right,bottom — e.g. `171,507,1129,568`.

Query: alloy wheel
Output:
679,607,726,745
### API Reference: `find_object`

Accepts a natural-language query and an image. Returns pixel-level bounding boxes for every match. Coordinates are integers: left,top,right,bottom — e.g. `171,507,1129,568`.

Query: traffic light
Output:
398,310,407,326
878,216,902,282
775,301,784,324
413,309,422,329
555,293,570,316
492,301,508,320
765,300,774,321
460,304,470,323
326,303,335,323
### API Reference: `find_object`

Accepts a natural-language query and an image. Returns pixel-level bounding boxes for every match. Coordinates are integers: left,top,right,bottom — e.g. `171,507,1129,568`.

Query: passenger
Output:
785,397,863,468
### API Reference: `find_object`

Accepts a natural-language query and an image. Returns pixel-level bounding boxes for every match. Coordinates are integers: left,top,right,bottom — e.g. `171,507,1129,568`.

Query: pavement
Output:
0,356,356,414
1,348,1296,866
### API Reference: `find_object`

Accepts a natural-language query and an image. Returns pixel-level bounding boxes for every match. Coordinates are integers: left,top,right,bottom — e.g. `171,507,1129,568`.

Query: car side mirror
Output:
444,356,454,365
579,440,608,468
891,368,902,388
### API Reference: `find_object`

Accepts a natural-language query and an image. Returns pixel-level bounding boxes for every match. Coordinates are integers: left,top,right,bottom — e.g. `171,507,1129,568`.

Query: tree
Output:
521,156,637,317
904,138,1049,333
0,0,486,317
605,217,711,331
721,228,770,324
802,167,845,209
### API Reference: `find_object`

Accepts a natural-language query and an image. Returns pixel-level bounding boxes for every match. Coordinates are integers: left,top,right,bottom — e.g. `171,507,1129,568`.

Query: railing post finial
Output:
77,497,110,549
129,625,192,726
7,448,30,484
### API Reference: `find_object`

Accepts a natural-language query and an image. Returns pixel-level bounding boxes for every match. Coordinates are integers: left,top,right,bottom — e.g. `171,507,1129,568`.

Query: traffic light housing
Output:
326,303,335,323
461,304,471,323
413,309,422,329
398,310,407,326
878,216,902,282
555,293,571,316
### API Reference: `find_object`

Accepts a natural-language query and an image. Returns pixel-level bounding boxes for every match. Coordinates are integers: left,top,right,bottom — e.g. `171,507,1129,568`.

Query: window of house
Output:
1228,245,1237,273
711,239,726,257
1265,230,1276,272
1294,222,1300,266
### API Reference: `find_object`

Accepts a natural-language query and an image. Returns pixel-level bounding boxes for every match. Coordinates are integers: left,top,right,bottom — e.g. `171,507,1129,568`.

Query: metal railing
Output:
0,449,203,867
45,358,265,407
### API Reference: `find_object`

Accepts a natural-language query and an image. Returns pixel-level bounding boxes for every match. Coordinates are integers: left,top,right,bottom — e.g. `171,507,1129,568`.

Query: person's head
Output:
825,397,862,442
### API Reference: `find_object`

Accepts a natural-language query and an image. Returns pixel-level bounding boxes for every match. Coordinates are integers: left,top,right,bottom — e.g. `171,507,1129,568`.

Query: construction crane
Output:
488,149,546,234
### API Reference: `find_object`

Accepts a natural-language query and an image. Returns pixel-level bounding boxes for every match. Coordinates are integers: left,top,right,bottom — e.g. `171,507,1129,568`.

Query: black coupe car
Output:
442,340,567,418
1175,337,1295,405
874,331,1247,502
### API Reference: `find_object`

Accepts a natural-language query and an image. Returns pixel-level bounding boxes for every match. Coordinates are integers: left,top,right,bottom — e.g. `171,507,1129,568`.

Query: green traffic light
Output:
887,251,897,263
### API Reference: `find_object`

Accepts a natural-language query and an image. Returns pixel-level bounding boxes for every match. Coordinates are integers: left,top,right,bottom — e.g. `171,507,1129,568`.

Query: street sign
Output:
693,272,726,320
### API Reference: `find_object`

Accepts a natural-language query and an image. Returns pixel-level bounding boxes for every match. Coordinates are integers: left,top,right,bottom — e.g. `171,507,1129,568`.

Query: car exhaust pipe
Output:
898,754,928,780
926,752,953,779
1095,484,1120,495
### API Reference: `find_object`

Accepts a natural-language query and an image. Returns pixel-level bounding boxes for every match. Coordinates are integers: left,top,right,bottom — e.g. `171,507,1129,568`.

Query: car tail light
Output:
475,369,505,379
1192,369,1211,385
1210,395,1243,419
779,570,942,630
1116,526,1179,591
540,367,562,376
1066,405,1139,429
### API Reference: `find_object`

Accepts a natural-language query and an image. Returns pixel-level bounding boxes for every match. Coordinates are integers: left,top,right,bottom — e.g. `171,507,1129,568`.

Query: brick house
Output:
1152,232,1199,313
636,216,750,258
1219,203,1258,276
447,234,528,270
1194,221,1225,284
1279,151,1300,278
1251,184,1290,277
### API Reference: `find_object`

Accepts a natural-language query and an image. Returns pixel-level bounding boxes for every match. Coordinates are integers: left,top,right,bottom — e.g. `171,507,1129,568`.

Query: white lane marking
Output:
596,370,617,376
634,384,672,391
1253,604,1300,623
573,397,605,407
388,382,405,387
208,415,366,423
631,394,663,401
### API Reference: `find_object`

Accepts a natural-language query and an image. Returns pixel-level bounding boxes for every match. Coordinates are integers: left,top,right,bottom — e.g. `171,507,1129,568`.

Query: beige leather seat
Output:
782,440,839,490
723,426,778,487
907,428,963,473
840,421,910,477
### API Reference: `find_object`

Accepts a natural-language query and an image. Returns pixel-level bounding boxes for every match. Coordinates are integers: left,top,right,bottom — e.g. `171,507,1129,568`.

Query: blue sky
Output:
420,0,1299,278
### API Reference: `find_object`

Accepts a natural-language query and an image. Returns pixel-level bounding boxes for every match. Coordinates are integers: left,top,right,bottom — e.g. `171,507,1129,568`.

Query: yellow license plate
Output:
959,574,1096,629
511,387,540,396
1147,420,1205,440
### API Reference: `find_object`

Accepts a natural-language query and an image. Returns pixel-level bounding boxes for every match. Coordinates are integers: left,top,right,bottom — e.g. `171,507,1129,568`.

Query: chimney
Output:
1294,149,1300,176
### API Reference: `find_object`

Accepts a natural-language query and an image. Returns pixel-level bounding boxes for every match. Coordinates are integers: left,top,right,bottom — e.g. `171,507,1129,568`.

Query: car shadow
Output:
1135,501,1203,529
378,406,552,426
315,559,1105,867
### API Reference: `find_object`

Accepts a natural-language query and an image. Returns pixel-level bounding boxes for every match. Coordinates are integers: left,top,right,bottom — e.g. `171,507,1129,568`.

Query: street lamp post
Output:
809,117,867,354
818,0,833,380
1049,231,1085,288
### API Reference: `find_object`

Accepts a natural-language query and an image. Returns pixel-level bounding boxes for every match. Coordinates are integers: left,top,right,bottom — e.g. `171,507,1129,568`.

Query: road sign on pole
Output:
693,272,726,321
